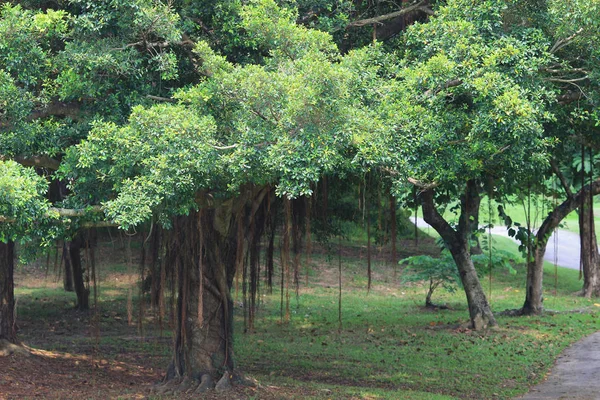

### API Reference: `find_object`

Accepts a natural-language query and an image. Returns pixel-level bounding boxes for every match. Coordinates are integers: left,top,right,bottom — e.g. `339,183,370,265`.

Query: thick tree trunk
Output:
69,234,89,311
167,209,236,385
469,204,483,255
0,241,16,344
419,181,496,329
580,191,600,298
163,187,269,393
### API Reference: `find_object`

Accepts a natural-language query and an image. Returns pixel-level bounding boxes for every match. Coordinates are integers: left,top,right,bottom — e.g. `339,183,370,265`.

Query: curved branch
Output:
550,159,573,199
347,1,433,28
550,28,584,54
13,155,60,171
408,177,439,190
50,206,104,217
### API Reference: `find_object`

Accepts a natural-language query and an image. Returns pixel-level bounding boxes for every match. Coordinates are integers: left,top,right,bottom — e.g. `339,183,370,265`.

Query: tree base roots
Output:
151,371,258,396
0,340,31,357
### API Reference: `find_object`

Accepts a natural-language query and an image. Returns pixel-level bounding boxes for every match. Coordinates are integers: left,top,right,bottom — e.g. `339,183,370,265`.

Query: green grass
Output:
231,232,600,399
12,233,600,400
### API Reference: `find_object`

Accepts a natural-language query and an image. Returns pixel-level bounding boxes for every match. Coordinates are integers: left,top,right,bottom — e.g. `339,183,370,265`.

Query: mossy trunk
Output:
0,241,16,344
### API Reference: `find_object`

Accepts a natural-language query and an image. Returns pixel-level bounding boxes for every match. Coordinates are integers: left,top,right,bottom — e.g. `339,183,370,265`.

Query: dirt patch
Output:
0,347,157,399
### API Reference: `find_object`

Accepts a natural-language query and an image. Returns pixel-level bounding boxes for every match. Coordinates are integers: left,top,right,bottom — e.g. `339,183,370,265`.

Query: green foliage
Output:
357,0,555,200
0,160,52,242
401,252,461,303
62,105,219,228
402,246,516,304
64,0,364,228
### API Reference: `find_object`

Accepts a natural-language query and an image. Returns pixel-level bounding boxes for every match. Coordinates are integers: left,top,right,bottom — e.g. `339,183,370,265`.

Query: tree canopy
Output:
1,0,600,390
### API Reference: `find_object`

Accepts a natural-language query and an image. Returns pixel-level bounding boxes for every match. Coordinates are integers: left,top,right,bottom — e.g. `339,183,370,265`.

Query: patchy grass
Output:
3,231,600,399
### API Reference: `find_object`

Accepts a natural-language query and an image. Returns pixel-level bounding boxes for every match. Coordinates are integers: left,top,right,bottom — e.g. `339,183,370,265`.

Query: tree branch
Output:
0,101,81,129
424,79,463,97
550,28,584,54
546,76,589,83
146,95,176,103
550,159,573,199
12,155,61,171
112,38,195,51
408,177,439,190
211,144,238,150
536,177,600,247
419,189,458,247
50,206,104,217
347,1,434,28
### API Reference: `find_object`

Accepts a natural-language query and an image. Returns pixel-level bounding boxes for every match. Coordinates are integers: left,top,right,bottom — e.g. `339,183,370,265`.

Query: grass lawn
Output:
3,229,599,399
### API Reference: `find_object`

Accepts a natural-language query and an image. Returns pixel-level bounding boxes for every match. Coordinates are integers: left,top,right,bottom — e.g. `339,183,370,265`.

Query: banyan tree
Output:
62,2,363,387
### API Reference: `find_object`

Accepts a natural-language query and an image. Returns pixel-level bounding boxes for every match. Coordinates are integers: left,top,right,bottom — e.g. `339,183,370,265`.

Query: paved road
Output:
517,332,600,400
412,217,581,271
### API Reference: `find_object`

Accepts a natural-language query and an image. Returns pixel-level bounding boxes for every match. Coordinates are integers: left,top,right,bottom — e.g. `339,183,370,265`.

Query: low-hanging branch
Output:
13,155,61,171
347,1,434,28
0,101,81,129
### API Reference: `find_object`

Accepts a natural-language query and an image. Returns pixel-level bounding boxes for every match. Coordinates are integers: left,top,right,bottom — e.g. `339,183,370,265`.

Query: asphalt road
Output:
517,331,600,400
412,217,581,271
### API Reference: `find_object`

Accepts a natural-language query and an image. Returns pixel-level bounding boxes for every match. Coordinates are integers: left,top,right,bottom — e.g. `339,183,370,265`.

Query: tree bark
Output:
419,181,496,329
69,234,89,311
469,202,483,255
522,177,600,314
0,241,16,343
579,191,600,298
165,186,268,387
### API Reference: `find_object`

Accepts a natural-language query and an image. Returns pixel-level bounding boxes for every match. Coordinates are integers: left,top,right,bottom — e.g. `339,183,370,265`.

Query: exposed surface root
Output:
0,340,31,357
152,371,258,396
425,302,450,310
195,374,215,393
215,371,232,392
